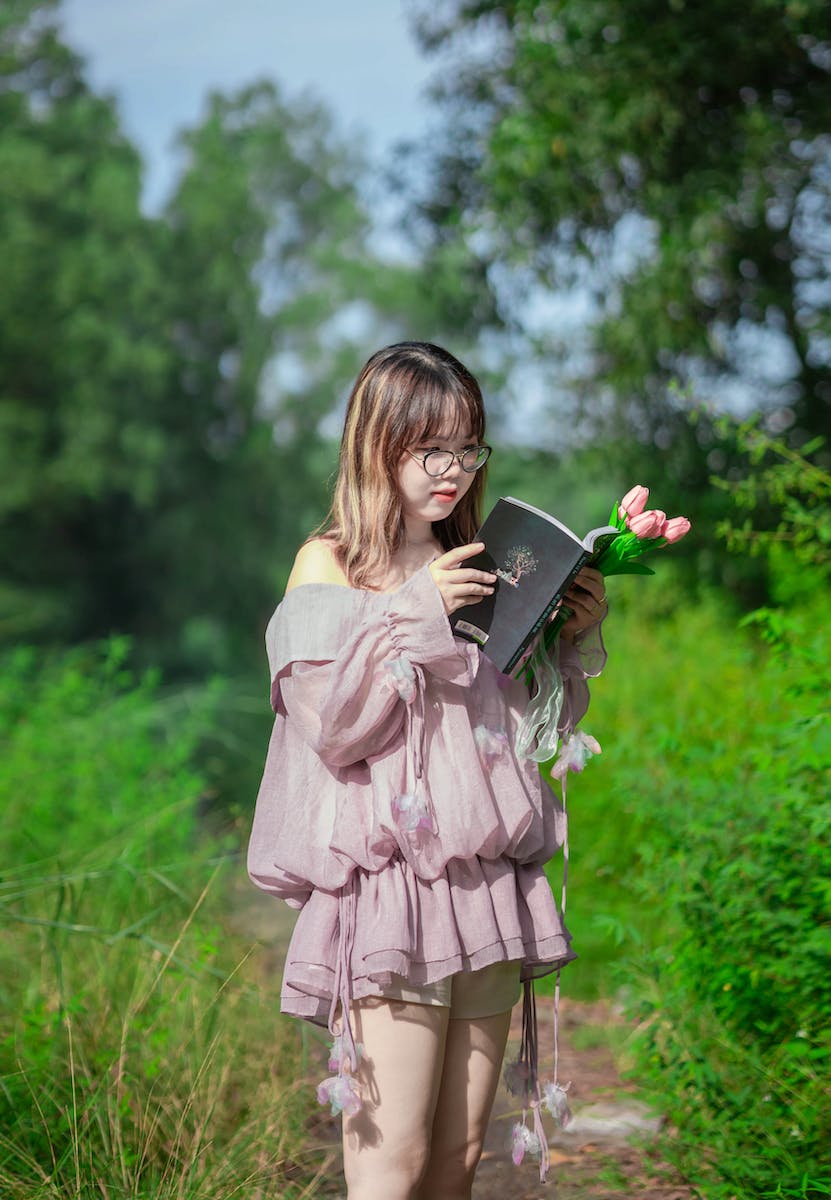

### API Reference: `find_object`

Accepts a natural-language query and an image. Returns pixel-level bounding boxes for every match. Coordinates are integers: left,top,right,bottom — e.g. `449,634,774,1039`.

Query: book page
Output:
584,527,620,554
505,498,617,552
503,496,581,545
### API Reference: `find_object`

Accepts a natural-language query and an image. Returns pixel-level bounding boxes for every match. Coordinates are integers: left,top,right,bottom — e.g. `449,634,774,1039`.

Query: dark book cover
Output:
450,497,619,673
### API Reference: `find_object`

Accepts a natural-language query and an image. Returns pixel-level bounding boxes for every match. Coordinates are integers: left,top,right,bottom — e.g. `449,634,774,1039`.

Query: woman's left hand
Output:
555,567,608,641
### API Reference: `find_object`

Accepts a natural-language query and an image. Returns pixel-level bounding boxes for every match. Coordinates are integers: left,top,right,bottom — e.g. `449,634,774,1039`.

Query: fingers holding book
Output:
430,543,497,615
560,567,608,638
570,566,606,609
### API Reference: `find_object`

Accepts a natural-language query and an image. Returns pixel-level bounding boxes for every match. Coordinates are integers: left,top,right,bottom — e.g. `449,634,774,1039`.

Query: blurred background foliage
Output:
1,0,828,1197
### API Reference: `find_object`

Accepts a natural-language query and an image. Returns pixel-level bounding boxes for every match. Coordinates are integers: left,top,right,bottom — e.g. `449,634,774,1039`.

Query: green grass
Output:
0,640,325,1199
540,571,821,999
1,858,327,1199
567,1022,630,1057
3,581,828,1200
536,571,830,1198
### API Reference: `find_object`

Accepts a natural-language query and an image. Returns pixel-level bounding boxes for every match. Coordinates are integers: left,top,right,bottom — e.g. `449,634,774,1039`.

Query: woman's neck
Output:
372,521,441,592
401,512,436,547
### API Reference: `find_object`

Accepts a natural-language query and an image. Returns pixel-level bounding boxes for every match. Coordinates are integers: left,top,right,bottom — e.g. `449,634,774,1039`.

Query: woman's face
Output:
396,423,478,530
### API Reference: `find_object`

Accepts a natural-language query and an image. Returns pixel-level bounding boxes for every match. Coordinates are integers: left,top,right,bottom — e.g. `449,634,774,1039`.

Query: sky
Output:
59,0,436,215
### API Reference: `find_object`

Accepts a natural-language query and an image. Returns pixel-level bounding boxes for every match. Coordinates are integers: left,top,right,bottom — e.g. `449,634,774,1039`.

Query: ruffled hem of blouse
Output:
279,854,575,1026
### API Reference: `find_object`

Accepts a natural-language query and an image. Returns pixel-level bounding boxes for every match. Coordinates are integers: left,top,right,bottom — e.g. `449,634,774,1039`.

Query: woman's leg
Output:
343,998,450,1200
417,1008,512,1200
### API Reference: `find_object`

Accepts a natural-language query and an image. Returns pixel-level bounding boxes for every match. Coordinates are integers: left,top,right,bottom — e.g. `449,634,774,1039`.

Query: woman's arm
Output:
271,546,479,769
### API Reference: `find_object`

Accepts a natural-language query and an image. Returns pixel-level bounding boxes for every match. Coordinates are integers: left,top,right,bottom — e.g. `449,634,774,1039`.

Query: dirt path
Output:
234,888,693,1199
472,995,693,1199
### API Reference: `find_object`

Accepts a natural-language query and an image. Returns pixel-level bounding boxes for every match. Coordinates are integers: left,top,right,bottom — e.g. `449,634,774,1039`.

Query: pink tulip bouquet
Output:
539,483,691,655
513,483,691,762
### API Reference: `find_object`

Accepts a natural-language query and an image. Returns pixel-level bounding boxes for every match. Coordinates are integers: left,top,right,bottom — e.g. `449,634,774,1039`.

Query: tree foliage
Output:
408,0,831,451
0,1,493,672
713,422,831,581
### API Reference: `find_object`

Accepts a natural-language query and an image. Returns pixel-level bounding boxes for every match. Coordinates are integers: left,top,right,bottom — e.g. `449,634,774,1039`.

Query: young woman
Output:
247,342,607,1200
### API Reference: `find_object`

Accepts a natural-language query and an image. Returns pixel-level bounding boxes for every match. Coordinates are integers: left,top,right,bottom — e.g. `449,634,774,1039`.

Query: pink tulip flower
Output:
618,484,649,520
662,516,691,543
628,508,667,538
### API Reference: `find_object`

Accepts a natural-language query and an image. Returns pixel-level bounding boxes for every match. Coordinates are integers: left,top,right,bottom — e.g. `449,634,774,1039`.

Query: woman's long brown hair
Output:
310,342,488,590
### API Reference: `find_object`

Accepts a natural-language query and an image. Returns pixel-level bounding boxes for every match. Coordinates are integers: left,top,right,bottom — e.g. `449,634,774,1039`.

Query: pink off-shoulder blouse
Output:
247,562,605,1028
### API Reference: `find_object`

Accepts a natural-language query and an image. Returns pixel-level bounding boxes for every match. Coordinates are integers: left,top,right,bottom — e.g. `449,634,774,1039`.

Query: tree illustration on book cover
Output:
502,544,538,587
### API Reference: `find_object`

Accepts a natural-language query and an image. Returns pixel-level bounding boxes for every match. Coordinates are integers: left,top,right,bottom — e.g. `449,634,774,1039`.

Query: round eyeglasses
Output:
406,445,492,477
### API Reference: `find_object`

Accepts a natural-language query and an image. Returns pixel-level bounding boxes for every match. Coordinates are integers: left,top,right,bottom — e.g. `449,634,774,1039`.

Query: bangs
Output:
397,375,485,449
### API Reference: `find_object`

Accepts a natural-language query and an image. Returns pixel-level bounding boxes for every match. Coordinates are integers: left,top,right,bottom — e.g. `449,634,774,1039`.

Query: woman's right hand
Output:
429,543,497,615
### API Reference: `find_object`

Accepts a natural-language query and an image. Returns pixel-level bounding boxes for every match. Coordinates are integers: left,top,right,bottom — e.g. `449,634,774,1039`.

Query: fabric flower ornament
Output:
328,1035,364,1073
474,723,509,759
316,1073,362,1117
382,654,417,703
392,791,434,833
550,731,601,780
503,1058,530,1097
510,1122,541,1166
542,1080,572,1128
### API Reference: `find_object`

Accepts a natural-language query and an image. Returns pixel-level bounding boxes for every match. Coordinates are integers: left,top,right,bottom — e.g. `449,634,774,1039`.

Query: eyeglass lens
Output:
424,447,490,476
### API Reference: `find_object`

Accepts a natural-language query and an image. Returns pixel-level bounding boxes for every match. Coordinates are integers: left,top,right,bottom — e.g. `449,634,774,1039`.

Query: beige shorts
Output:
363,960,522,1020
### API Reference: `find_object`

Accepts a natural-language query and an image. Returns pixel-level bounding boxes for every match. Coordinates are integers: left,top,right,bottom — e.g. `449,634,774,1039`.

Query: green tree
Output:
154,80,488,671
0,3,494,673
0,0,175,640
714,421,831,592
408,1,831,451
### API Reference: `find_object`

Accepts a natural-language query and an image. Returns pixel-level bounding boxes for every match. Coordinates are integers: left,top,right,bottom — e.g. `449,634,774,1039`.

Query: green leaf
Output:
608,499,625,529
604,561,656,576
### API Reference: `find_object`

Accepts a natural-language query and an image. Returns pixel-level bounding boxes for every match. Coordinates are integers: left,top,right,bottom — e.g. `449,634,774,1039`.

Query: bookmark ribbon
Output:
514,635,565,762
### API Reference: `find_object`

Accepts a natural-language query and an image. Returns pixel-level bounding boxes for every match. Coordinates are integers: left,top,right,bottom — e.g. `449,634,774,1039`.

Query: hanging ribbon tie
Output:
514,633,565,763
504,981,551,1182
408,661,426,781
318,875,363,1118
391,659,438,835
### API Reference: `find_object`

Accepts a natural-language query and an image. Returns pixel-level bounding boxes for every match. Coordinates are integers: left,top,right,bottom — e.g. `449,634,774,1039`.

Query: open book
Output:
449,496,619,673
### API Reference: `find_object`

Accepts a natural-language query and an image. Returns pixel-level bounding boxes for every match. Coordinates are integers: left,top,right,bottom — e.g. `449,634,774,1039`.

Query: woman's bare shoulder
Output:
285,538,351,593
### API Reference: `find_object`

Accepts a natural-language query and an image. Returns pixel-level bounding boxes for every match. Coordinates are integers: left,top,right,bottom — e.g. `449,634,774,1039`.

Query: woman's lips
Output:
431,489,457,503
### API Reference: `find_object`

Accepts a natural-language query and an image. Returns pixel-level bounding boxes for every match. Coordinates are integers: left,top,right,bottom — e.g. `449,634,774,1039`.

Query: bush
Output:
539,559,829,1197
620,597,830,1199
0,637,221,867
0,641,322,1199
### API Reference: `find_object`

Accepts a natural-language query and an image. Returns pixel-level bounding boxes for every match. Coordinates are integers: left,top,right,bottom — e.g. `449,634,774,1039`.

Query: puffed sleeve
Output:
270,564,480,769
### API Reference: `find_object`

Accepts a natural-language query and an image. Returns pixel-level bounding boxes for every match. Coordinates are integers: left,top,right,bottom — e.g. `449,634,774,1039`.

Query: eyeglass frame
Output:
405,444,492,477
